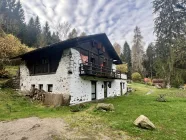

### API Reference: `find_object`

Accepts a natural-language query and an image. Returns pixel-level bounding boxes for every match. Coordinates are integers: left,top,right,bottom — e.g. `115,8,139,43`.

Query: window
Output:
35,58,49,74
39,84,43,90
48,84,53,92
31,84,35,89
26,51,62,76
108,82,112,88
91,57,95,64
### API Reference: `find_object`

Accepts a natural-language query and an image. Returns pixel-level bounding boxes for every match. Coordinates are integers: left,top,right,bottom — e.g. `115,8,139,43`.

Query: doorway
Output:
91,81,97,100
104,82,107,98
120,82,123,95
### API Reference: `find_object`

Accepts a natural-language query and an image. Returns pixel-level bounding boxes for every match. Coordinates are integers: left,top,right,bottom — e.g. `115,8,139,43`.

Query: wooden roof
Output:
13,33,122,64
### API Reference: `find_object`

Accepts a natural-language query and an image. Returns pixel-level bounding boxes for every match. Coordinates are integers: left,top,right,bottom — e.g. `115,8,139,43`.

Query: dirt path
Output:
0,117,132,140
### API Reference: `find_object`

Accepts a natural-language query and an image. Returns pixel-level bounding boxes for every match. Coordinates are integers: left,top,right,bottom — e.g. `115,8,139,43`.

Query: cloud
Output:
20,0,155,50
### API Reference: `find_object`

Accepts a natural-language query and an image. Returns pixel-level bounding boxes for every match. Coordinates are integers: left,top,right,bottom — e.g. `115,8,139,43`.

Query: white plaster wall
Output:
69,48,92,104
20,49,71,94
69,48,127,104
121,74,127,80
96,81,104,100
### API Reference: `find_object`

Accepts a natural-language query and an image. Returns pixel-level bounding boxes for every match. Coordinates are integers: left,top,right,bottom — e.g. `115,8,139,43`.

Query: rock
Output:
155,84,162,89
96,103,115,111
134,115,156,130
29,124,40,130
21,137,28,140
146,90,153,95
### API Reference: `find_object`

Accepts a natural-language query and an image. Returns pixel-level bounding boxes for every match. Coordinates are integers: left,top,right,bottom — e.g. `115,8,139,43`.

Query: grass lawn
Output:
0,83,186,139
92,83,186,140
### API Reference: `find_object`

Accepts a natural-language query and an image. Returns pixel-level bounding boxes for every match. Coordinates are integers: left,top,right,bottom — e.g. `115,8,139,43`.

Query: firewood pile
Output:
25,88,71,106
28,88,46,101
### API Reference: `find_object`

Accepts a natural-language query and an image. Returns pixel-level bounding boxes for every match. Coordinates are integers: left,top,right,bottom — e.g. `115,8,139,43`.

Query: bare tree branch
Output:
56,22,71,41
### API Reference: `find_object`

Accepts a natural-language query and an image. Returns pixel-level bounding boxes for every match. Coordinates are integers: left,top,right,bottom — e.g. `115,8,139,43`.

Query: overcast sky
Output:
20,0,155,50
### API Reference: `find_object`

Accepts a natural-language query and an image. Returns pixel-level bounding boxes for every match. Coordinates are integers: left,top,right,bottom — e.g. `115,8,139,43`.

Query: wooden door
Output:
120,82,123,95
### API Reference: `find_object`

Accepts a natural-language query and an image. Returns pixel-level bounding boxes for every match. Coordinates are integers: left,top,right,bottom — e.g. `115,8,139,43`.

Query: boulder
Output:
96,103,114,111
134,115,156,130
155,84,162,89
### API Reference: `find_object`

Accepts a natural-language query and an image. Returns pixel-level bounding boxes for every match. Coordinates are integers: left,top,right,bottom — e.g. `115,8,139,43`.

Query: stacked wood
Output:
29,88,46,102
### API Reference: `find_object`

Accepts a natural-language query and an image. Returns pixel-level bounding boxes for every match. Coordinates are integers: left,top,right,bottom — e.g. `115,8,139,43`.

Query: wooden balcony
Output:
79,62,121,79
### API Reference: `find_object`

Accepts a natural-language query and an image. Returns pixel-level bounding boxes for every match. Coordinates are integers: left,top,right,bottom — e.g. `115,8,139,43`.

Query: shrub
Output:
0,70,10,78
0,61,4,70
1,78,13,88
132,72,142,82
171,78,184,88
116,64,128,73
0,34,34,59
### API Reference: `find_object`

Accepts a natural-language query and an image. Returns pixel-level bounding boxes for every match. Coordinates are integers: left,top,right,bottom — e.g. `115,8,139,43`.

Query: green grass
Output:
0,89,71,120
0,83,186,139
5,65,19,77
91,83,186,140
0,66,19,86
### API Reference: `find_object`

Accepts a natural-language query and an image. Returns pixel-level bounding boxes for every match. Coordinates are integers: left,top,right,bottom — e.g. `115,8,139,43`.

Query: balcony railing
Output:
79,62,121,79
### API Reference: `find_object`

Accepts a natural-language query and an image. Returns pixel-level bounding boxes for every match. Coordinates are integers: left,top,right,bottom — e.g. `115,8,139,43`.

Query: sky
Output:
20,0,155,50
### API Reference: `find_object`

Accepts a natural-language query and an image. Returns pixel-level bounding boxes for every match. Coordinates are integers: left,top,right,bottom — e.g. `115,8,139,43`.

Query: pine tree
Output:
0,0,26,43
68,28,77,39
14,0,25,42
27,17,36,47
121,41,132,78
43,21,52,45
0,0,8,30
14,0,25,23
143,43,156,78
153,0,186,86
131,26,144,75
51,32,60,44
1,0,17,34
34,16,41,47
80,32,86,37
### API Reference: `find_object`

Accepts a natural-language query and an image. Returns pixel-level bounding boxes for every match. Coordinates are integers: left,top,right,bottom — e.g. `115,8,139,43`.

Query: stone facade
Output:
20,48,127,105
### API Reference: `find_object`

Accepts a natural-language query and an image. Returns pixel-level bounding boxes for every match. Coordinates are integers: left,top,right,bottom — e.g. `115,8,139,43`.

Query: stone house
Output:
13,33,127,105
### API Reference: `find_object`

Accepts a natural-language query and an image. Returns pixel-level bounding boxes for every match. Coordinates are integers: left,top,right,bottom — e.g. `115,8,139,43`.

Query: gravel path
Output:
0,117,131,140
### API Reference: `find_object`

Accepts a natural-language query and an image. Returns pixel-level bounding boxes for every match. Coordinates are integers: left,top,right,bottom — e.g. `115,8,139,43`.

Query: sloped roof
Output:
13,33,122,64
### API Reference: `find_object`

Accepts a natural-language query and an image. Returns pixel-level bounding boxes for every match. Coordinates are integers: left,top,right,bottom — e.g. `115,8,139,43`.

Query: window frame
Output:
39,84,43,90
47,84,53,92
